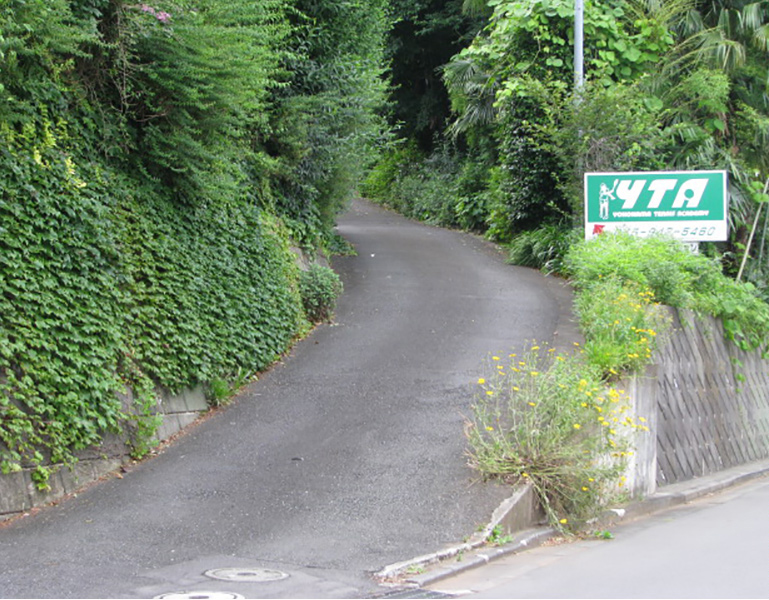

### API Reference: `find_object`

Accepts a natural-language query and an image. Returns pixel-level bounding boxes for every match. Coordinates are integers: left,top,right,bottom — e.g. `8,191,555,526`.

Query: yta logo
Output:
607,178,709,212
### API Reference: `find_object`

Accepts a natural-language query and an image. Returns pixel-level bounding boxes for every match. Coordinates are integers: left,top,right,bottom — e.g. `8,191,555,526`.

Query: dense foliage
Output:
566,232,769,355
367,0,769,290
299,263,344,324
0,0,388,484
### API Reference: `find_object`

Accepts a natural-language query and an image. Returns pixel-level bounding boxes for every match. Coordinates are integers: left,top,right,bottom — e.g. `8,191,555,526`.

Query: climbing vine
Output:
0,0,387,486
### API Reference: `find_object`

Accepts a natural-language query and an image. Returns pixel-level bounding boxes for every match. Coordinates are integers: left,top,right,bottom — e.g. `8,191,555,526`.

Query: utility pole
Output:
574,0,584,92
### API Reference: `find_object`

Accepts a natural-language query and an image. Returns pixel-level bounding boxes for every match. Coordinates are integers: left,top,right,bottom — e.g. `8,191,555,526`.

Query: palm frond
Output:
740,2,767,34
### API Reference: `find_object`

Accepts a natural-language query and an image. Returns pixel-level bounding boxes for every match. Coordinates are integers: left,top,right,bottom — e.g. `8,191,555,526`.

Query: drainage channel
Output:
154,567,291,599
155,594,244,600
205,568,290,583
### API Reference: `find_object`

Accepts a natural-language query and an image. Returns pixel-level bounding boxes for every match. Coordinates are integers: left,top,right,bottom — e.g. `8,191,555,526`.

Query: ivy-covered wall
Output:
0,116,305,485
0,0,388,486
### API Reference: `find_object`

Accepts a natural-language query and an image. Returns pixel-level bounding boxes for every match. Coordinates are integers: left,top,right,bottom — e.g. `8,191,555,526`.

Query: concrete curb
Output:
376,457,769,592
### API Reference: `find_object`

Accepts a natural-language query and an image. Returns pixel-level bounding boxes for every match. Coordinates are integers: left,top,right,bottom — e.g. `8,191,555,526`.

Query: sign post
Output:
584,170,728,242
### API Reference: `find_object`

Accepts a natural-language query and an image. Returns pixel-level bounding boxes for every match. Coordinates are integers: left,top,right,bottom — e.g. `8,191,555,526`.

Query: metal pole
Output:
574,0,584,92
736,176,769,282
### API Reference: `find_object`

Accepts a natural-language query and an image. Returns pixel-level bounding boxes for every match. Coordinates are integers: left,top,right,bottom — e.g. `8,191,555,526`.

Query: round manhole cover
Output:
204,567,290,583
154,593,244,600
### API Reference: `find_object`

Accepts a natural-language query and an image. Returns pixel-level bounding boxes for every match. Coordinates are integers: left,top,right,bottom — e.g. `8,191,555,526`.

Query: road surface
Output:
0,199,568,599
429,474,769,599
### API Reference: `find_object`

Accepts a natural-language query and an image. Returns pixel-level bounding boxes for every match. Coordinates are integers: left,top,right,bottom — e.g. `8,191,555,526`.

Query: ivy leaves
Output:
0,114,305,484
0,0,386,487
0,122,126,478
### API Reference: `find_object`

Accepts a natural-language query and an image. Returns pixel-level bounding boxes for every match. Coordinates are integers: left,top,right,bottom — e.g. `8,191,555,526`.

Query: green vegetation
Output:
467,345,647,530
0,0,387,485
368,0,769,291
370,1,769,529
299,264,344,324
566,233,769,355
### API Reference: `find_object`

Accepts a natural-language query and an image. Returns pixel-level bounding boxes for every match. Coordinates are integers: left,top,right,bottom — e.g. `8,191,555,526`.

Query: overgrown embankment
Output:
0,0,386,485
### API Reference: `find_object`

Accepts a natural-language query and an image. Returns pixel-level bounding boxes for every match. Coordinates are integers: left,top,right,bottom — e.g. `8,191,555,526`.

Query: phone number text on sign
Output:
585,171,728,242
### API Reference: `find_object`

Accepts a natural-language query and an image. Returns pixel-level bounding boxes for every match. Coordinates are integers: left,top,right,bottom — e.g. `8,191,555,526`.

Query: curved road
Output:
0,199,571,599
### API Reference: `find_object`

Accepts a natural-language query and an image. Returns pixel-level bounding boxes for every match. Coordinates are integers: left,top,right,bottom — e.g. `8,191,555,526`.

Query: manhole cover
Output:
204,567,290,583
154,593,244,600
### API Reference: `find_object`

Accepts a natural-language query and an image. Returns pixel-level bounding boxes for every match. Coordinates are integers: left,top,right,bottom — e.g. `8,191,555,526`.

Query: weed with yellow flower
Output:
465,343,646,533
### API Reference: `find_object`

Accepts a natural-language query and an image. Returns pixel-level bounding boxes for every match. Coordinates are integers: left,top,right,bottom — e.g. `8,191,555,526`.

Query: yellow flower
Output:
521,472,529,478
573,423,581,429
531,345,540,351
528,402,536,407
559,518,568,524
512,386,520,391
530,371,539,376
582,486,589,491
486,391,494,396
492,356,500,361
486,426,494,431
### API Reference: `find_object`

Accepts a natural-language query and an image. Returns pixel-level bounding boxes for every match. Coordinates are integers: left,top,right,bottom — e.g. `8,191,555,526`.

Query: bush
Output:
507,222,579,274
576,278,669,377
299,264,343,323
360,142,423,201
564,232,704,306
565,232,769,353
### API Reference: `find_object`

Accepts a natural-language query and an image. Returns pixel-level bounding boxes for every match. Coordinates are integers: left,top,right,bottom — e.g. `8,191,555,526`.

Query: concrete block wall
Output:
0,385,209,521
627,307,769,494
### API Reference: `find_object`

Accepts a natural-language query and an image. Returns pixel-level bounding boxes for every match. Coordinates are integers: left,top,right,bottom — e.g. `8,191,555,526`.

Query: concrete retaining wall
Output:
0,386,208,521
627,307,769,496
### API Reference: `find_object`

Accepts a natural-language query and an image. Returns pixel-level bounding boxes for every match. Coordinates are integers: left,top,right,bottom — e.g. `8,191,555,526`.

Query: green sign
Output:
584,170,728,242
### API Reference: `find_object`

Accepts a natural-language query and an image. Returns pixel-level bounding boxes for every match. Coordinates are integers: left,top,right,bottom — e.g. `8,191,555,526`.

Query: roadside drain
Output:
204,567,290,582
155,593,244,600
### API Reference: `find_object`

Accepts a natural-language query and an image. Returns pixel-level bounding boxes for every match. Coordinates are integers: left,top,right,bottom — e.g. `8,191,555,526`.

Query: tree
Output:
386,0,485,150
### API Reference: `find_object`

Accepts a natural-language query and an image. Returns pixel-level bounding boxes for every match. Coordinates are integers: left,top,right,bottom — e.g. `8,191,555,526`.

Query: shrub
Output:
564,232,704,306
360,142,423,202
565,232,769,354
507,222,579,274
299,264,343,323
576,279,669,377
466,345,647,530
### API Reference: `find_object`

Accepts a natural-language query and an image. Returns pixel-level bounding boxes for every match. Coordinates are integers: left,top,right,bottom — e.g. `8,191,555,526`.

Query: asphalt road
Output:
0,199,567,599
429,474,769,599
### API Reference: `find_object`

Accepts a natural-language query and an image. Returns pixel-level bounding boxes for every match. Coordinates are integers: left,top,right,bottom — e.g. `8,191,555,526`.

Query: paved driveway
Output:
0,199,569,598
